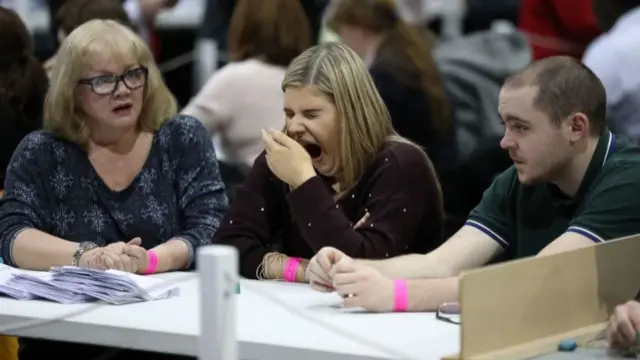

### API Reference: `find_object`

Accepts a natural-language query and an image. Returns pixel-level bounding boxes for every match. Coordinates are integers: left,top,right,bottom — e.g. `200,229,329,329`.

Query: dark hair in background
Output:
55,0,134,36
327,0,451,133
0,6,48,125
591,0,640,32
227,0,313,67
504,56,606,136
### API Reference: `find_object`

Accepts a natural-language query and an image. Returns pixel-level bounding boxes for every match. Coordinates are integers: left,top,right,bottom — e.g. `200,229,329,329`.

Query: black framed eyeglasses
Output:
78,66,148,95
436,302,461,325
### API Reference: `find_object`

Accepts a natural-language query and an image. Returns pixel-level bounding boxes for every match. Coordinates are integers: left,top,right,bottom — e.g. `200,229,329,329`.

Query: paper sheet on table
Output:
0,264,179,304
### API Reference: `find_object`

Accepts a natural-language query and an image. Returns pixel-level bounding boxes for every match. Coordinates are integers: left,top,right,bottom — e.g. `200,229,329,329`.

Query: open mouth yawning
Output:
303,143,322,159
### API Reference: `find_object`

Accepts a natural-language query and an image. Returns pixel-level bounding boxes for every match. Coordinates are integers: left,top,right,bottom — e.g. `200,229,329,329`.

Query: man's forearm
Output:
358,253,454,279
407,277,459,312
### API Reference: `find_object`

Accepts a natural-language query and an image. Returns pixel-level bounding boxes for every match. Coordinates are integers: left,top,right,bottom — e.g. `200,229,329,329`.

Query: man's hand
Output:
330,260,394,312
607,300,640,348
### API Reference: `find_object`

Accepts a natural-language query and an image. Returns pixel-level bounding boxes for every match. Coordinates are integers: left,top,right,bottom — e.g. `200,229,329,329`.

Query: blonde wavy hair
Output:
282,42,432,196
44,19,177,146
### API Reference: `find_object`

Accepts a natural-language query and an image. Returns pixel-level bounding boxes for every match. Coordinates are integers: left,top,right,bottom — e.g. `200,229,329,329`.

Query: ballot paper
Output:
0,264,179,305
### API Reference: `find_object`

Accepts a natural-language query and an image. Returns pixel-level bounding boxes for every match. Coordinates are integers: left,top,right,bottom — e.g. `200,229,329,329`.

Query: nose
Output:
500,132,515,150
286,116,305,136
113,79,131,97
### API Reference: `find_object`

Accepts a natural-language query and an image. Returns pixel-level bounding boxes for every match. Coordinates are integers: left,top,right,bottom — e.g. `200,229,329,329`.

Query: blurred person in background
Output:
326,0,457,172
44,0,135,77
47,0,178,57
198,0,328,70
518,0,601,60
0,6,48,187
182,0,312,169
583,0,640,143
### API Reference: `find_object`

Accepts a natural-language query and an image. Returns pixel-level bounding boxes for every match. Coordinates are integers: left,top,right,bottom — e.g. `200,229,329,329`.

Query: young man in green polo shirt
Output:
306,56,640,312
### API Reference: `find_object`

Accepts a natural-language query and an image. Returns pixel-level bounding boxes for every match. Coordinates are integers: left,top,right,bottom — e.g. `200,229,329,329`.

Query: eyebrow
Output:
90,64,139,76
501,114,531,124
283,108,323,113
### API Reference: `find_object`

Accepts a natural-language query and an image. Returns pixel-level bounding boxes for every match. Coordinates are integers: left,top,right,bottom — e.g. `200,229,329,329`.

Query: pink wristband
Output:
393,279,409,312
143,250,159,275
283,257,302,282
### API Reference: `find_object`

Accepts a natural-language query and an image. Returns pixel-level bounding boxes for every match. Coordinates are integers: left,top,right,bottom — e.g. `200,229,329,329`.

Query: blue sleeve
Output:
0,132,53,266
170,115,229,265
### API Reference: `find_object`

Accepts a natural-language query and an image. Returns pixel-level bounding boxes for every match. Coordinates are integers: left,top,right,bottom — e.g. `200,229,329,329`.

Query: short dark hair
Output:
227,0,312,67
504,56,606,136
55,0,134,36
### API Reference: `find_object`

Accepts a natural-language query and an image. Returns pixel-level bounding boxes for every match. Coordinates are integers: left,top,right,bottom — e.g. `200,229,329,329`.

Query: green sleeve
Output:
465,167,517,248
568,165,640,242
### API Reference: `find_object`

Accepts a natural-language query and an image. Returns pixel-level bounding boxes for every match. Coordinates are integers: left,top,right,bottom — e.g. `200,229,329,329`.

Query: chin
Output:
313,162,335,177
109,114,139,127
516,172,544,185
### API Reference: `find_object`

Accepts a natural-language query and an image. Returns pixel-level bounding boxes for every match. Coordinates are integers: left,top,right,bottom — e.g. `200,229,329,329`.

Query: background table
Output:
0,272,460,359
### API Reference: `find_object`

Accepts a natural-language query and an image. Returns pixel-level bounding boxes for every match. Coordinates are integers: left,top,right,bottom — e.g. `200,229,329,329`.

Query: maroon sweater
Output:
214,142,445,279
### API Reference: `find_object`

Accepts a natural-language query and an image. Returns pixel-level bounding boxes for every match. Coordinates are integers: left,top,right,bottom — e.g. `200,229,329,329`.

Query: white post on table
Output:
198,245,238,360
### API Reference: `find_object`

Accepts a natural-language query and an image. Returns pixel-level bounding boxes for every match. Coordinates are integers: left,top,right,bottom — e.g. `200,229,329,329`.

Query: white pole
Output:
439,0,466,40
198,245,238,360
193,39,219,92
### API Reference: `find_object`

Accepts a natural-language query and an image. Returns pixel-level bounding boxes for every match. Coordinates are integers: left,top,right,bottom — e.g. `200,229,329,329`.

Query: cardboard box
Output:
443,234,640,359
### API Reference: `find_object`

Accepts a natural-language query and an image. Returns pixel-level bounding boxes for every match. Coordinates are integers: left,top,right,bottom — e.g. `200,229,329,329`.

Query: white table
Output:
0,272,460,360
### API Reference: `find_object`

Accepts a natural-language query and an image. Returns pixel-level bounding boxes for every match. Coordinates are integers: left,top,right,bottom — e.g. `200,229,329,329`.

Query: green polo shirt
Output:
466,130,640,258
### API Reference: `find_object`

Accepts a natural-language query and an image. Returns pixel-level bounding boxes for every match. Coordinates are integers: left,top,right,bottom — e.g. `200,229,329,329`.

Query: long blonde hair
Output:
282,42,431,196
44,19,177,146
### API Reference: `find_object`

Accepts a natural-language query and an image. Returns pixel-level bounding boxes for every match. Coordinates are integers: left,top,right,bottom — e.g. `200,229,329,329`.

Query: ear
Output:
566,112,589,142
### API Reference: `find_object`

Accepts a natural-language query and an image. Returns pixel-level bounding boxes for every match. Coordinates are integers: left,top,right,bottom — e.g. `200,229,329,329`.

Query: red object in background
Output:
518,0,602,60
148,24,160,60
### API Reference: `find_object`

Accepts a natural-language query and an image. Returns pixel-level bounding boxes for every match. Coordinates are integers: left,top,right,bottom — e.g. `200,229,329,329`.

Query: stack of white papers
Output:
0,264,180,305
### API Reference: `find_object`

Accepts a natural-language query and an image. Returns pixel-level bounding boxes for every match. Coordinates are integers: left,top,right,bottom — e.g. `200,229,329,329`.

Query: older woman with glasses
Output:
0,19,228,278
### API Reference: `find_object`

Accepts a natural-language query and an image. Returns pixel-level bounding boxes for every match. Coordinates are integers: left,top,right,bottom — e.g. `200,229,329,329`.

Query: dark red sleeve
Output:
213,153,284,278
286,145,438,258
551,0,601,41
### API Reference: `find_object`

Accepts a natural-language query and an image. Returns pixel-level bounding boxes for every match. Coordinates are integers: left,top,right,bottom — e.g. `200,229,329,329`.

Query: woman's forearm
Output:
151,238,191,273
11,229,80,270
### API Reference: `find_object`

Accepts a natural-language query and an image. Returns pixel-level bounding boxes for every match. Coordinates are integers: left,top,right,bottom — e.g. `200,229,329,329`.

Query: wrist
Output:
74,242,99,267
291,168,316,189
142,250,159,275
259,252,285,280
282,257,303,282
392,279,409,312
297,259,309,282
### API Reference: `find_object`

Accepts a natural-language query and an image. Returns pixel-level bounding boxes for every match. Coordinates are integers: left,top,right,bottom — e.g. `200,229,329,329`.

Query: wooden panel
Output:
0,336,19,360
468,323,604,360
458,234,640,359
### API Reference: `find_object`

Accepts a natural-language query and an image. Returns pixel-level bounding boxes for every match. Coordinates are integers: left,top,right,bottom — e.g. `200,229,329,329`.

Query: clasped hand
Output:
79,238,149,274
307,247,395,312
261,129,316,188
